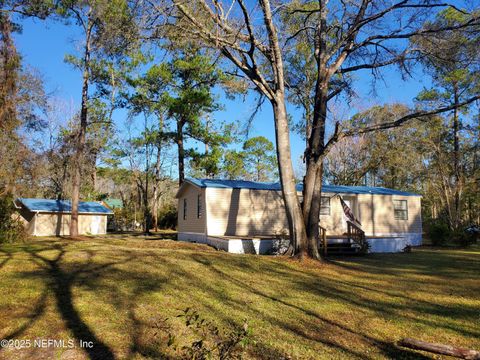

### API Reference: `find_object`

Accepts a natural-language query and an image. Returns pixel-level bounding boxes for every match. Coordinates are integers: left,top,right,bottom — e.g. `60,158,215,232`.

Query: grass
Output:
0,235,479,359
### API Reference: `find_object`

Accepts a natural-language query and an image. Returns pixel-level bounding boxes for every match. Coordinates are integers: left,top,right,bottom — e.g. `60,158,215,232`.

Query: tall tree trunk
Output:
153,114,165,231
143,122,151,235
91,150,98,191
0,14,20,195
257,0,308,257
152,145,162,232
303,162,323,259
390,166,396,189
0,13,18,132
177,120,185,185
452,83,461,230
70,19,92,238
152,185,158,232
302,68,329,260
272,100,308,258
301,0,331,260
256,160,261,182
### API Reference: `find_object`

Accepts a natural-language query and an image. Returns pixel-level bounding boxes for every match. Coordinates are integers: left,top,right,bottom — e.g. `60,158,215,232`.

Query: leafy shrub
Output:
427,221,450,246
0,194,27,243
452,229,476,247
157,203,177,230
112,207,137,231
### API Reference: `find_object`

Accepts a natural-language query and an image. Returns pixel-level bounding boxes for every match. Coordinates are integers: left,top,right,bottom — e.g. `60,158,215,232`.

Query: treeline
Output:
0,4,279,235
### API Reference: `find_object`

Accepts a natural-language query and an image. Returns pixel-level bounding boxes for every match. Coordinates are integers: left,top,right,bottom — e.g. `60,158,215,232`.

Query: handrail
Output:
346,220,367,253
318,225,327,257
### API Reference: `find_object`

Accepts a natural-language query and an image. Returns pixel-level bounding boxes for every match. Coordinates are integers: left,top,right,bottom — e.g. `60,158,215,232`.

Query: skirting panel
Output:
177,232,207,243
367,233,422,253
177,232,289,254
178,232,422,254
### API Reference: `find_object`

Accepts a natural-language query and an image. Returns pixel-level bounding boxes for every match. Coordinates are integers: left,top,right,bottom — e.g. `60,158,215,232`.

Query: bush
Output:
0,194,27,244
157,203,177,230
452,229,476,247
427,221,450,246
112,207,140,231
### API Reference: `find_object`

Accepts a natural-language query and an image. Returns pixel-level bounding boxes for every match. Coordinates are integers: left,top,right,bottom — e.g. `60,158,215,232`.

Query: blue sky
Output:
14,16,430,170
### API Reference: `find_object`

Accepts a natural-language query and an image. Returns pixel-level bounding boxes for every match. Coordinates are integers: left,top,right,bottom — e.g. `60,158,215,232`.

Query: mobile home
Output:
176,179,422,254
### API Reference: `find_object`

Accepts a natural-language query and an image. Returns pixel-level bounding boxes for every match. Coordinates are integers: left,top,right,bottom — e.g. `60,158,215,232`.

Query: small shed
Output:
15,198,113,236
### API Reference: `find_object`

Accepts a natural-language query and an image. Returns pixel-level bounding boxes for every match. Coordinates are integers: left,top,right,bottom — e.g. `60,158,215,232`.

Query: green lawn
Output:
0,235,479,359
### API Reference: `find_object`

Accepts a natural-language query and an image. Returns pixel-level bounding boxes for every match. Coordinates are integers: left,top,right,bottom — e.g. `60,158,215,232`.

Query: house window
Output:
320,196,330,215
183,198,187,220
394,200,408,220
197,194,202,218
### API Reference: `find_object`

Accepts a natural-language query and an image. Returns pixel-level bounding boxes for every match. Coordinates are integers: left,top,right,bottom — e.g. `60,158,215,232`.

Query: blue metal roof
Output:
17,198,113,214
186,178,421,196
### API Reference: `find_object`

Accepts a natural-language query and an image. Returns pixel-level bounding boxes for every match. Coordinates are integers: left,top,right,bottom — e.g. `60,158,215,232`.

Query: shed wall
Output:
34,213,107,236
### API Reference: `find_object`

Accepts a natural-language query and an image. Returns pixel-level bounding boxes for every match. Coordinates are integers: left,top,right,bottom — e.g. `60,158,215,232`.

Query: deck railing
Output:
318,225,327,257
346,221,368,253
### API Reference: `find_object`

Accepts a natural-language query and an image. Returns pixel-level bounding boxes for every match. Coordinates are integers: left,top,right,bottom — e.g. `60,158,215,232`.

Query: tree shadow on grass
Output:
18,243,142,360
267,255,480,337
0,248,12,270
25,246,115,360
6,240,476,360
187,253,441,359
330,249,480,279
2,290,48,340
16,243,183,360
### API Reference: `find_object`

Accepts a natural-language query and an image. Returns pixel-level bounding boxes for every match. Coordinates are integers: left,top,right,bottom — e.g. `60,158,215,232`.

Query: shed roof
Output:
17,198,113,214
103,198,123,209
183,178,421,197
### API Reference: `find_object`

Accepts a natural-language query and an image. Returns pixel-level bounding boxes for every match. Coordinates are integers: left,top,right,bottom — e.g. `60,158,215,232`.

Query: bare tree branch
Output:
347,95,480,136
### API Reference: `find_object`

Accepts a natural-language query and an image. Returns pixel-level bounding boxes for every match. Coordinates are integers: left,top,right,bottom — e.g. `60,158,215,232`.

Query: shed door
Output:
90,216,101,234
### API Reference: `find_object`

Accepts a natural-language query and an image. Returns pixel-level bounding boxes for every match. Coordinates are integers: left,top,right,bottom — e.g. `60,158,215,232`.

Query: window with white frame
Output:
320,196,330,215
393,200,408,220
